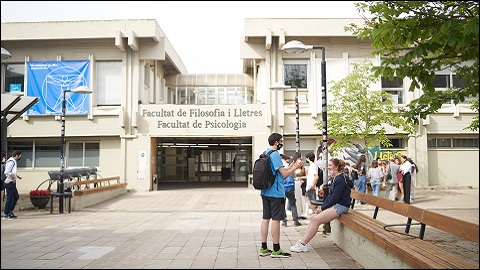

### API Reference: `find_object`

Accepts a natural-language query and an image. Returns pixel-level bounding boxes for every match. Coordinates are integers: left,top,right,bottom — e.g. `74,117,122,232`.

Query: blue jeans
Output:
356,175,367,193
371,181,381,196
4,181,19,215
333,203,349,215
283,190,299,222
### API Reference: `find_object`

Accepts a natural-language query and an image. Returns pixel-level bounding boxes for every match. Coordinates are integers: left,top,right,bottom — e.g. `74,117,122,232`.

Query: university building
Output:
1,18,478,194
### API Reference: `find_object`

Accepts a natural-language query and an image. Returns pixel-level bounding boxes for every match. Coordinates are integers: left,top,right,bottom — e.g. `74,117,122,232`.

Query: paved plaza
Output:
1,184,478,269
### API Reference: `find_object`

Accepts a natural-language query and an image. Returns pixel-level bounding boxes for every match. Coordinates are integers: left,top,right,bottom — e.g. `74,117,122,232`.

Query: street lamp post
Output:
294,85,300,152
269,83,300,152
281,40,328,183
59,86,92,213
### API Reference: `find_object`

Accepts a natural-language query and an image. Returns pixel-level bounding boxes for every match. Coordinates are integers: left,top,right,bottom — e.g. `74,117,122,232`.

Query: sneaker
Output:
270,249,291,258
2,214,13,220
294,221,302,227
8,213,17,219
282,221,287,227
259,248,272,257
290,240,308,252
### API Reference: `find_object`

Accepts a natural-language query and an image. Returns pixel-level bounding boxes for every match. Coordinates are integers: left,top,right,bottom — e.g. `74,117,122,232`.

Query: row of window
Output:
427,137,479,148
3,62,474,106
7,141,99,169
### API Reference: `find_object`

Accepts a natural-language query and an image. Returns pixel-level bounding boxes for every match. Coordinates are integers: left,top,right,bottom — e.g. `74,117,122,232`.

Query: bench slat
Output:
350,190,479,243
73,183,127,195
339,210,477,269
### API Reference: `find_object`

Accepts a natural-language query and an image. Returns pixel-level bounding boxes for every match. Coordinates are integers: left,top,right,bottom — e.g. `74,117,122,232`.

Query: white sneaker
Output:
290,240,308,252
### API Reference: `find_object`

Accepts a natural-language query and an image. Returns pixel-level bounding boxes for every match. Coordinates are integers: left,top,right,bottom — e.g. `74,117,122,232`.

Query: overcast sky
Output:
1,1,364,74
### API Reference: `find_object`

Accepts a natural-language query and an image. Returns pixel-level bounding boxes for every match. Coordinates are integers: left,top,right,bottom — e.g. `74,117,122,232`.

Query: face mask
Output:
277,143,283,151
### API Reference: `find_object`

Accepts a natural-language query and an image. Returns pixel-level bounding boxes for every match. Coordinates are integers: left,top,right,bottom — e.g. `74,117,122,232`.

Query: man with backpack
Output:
3,150,22,220
258,133,304,258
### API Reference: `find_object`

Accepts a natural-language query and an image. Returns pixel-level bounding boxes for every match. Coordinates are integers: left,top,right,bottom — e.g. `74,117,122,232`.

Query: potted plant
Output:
29,189,51,209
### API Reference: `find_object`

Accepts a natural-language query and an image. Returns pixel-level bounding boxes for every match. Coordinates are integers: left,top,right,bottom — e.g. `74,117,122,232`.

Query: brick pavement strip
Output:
1,186,478,269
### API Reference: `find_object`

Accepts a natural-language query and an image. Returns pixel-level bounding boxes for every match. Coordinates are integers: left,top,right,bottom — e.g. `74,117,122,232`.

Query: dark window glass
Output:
431,75,449,88
5,64,25,94
381,77,403,88
284,64,307,88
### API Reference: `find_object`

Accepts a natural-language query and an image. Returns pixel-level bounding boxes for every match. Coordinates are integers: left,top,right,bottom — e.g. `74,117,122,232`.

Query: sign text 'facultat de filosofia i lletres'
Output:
142,108,263,130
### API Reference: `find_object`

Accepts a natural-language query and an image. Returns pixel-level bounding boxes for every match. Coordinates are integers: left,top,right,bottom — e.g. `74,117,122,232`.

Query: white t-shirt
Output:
306,162,318,190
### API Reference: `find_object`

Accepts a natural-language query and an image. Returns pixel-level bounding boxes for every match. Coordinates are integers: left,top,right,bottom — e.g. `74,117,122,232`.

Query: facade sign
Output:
26,60,90,115
139,104,267,136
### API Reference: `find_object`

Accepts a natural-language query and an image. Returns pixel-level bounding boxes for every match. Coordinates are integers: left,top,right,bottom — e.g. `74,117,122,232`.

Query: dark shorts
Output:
261,196,285,221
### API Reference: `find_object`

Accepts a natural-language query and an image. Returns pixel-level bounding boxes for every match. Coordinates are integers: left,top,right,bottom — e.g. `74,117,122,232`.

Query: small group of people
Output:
1,150,23,220
348,154,418,204
281,149,324,228
258,133,352,257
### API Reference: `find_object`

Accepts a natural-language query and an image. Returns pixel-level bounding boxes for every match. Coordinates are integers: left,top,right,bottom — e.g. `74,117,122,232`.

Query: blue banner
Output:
26,60,90,115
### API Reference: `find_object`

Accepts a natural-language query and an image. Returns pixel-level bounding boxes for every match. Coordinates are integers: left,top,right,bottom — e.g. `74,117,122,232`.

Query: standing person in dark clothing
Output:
1,152,6,208
400,155,412,204
290,158,351,253
3,150,22,220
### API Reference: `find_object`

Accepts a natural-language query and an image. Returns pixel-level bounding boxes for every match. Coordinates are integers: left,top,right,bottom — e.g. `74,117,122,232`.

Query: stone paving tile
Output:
2,186,478,269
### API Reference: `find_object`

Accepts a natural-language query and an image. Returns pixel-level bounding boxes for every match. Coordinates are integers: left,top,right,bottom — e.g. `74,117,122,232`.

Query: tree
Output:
346,1,479,130
315,60,415,167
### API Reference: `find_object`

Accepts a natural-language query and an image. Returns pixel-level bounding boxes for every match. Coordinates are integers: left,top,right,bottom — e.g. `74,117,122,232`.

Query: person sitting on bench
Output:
290,158,352,252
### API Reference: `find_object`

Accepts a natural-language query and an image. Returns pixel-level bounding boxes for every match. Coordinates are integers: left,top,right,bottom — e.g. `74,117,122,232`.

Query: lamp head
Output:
1,47,12,59
281,40,313,54
270,82,291,91
72,86,92,94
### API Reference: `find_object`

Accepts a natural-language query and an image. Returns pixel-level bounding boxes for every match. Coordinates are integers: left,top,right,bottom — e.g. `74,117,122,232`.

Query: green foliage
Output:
315,60,415,161
464,98,479,131
346,1,479,130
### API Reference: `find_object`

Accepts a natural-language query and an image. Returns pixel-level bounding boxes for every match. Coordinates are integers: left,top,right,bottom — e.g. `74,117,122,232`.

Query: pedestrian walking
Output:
3,150,22,220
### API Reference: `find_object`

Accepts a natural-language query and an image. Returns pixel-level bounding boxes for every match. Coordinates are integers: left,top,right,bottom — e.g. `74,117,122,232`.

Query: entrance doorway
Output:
155,137,252,188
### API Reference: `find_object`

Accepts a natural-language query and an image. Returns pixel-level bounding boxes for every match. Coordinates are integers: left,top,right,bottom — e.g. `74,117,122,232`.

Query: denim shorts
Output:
333,203,349,215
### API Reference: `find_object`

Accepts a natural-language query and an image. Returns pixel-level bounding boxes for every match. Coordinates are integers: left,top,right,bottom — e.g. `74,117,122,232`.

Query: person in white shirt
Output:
304,152,319,215
3,150,22,220
399,155,412,204
407,157,418,202
367,160,384,196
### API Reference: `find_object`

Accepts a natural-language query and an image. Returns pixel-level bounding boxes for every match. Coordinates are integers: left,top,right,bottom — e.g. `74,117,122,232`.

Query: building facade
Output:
1,18,478,194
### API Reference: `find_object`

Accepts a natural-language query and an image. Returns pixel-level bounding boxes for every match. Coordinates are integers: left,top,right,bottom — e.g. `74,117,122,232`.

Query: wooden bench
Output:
70,176,127,210
331,189,478,269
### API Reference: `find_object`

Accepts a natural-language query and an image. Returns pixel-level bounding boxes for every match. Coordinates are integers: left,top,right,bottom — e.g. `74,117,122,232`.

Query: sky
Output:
1,1,364,74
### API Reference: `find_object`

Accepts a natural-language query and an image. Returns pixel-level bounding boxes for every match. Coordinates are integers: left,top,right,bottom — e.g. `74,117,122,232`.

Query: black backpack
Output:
252,150,277,190
1,160,12,183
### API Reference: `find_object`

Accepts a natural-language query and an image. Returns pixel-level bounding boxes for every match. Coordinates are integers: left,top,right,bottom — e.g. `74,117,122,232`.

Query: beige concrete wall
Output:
330,219,411,269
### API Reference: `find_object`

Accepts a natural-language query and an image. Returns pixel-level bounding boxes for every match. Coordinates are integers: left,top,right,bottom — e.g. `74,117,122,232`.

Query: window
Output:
7,140,99,168
427,137,479,149
6,141,33,168
167,86,252,105
68,142,100,167
431,73,473,104
381,138,404,149
96,61,122,106
4,63,25,94
284,64,307,88
381,77,404,104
